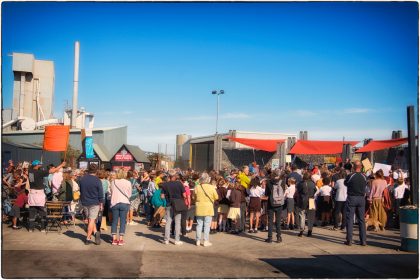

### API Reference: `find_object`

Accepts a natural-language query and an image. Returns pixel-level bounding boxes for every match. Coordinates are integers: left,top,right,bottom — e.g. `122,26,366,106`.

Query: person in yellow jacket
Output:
194,173,219,247
238,166,251,189
154,171,164,189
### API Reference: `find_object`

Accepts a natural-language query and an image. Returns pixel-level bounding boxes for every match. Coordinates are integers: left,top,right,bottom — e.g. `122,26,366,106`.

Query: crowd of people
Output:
2,158,411,247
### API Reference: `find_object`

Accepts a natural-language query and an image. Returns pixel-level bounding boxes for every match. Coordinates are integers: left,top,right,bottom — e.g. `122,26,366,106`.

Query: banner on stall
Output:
85,137,94,159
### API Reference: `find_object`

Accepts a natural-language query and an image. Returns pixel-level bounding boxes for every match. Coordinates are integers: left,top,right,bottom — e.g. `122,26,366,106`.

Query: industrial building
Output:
2,45,150,170
176,130,298,171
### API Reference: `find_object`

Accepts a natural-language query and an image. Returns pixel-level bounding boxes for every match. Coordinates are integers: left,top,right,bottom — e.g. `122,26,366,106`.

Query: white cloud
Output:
342,108,371,114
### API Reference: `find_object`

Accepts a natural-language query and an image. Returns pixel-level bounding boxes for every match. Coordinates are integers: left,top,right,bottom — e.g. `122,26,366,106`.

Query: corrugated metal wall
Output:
2,144,61,166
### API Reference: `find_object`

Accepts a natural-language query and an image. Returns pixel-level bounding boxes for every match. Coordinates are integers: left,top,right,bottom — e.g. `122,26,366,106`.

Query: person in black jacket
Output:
296,171,317,237
344,160,367,246
264,173,283,243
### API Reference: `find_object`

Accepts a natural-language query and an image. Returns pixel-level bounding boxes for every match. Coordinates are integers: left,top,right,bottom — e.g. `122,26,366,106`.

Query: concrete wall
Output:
12,53,55,121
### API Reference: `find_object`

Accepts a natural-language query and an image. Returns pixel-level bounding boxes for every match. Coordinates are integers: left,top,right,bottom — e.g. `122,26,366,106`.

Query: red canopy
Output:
289,140,359,155
228,137,286,152
356,138,408,153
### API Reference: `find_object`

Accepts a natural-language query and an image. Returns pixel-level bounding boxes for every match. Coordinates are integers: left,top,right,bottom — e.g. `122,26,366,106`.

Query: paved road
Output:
2,217,418,278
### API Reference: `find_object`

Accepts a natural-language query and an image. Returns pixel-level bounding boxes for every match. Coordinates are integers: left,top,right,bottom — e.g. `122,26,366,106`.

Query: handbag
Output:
172,198,188,212
309,198,316,210
73,190,80,201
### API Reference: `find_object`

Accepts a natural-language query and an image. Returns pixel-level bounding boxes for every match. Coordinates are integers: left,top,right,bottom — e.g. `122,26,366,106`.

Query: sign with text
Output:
114,149,133,162
285,155,292,163
112,165,132,171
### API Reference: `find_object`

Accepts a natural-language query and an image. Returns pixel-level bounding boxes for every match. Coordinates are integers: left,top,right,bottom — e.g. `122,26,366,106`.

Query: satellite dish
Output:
20,118,36,131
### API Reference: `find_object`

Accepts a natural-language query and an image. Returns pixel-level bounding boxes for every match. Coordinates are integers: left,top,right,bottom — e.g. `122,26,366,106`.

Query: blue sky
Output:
2,2,418,153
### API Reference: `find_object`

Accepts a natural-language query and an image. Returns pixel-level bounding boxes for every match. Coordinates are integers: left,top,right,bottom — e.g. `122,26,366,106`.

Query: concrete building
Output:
11,53,55,123
177,130,297,171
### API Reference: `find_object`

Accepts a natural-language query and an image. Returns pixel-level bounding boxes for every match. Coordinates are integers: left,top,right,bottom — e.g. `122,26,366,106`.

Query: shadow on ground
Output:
260,253,419,278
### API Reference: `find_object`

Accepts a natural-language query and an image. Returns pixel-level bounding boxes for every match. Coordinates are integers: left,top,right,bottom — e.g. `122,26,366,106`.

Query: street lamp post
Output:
212,89,224,134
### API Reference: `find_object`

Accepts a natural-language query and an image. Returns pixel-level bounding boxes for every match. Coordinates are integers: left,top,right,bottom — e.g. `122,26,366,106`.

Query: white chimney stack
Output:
72,41,80,128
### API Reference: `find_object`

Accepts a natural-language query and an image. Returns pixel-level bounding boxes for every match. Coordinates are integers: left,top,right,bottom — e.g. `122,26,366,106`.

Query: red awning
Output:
228,137,286,152
289,140,360,155
356,138,408,153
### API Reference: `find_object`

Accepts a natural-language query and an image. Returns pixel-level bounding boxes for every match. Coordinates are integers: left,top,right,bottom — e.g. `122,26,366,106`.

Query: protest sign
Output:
362,158,373,171
373,163,392,177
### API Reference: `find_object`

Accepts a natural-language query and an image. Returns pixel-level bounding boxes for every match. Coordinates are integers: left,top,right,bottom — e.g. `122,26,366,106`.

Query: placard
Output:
271,159,280,170
373,163,392,177
352,153,362,162
362,158,373,171
324,156,336,164
285,155,292,163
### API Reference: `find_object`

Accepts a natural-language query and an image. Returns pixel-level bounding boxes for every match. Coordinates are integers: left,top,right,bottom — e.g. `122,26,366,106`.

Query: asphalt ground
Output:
2,217,418,278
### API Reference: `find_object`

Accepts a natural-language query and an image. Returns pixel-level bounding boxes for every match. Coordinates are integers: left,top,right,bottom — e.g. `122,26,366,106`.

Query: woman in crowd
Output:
107,171,116,223
109,169,132,246
247,177,264,233
180,175,191,236
284,177,296,230
98,170,110,231
369,169,388,230
217,178,229,232
393,175,409,228
127,171,141,225
194,173,219,246
150,181,166,228
331,170,347,230
210,178,220,234
69,170,80,224
185,176,197,233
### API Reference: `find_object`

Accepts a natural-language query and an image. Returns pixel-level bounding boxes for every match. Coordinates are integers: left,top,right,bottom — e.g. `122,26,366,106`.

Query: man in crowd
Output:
161,170,186,245
288,164,303,185
28,160,66,232
79,163,103,245
344,160,367,246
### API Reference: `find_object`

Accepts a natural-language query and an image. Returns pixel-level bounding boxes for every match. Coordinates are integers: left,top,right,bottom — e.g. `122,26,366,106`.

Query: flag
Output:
43,125,70,152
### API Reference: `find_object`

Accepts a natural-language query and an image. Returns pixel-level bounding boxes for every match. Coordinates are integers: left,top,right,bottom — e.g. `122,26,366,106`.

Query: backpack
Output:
271,183,285,207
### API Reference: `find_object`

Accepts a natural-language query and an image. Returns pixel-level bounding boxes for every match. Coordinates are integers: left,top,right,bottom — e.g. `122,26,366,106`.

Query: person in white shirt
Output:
331,170,347,230
284,178,296,230
315,177,333,227
393,177,409,227
247,178,265,233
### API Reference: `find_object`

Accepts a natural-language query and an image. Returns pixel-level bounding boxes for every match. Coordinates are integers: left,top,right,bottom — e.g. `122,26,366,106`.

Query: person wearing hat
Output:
27,160,66,232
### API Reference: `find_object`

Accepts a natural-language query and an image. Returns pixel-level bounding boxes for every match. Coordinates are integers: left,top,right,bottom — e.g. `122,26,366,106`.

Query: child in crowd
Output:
315,177,333,226
247,178,265,233
284,177,296,230
227,182,242,234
